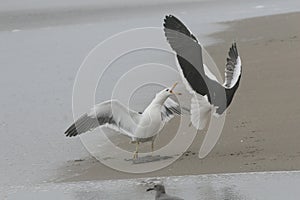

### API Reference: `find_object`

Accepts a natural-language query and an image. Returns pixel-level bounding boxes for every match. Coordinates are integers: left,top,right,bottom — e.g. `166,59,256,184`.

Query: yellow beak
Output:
170,82,178,93
170,82,182,95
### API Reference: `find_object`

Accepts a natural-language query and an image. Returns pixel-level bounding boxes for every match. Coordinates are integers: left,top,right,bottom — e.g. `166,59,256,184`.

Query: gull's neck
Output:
155,190,166,199
143,93,168,113
150,93,168,106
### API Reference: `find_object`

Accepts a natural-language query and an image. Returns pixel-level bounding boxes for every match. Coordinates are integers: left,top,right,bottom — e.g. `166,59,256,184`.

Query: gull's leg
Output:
133,142,139,159
151,140,155,156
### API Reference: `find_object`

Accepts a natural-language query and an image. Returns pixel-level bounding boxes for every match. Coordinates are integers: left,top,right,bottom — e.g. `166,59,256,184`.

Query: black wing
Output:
163,15,209,96
163,15,242,114
225,43,242,108
224,42,242,88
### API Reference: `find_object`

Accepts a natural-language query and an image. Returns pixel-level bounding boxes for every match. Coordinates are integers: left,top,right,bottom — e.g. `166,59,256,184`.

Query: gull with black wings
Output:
163,15,242,130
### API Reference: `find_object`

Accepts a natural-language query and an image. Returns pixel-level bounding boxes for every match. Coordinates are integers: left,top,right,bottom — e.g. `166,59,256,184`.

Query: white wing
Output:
223,43,242,88
65,100,141,138
190,93,212,130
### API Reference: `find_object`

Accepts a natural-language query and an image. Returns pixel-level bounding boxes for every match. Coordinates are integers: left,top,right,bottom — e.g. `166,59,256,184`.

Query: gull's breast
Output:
135,107,162,138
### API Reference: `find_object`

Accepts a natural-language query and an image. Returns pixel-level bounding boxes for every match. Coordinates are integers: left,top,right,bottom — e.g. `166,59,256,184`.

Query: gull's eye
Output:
166,89,169,92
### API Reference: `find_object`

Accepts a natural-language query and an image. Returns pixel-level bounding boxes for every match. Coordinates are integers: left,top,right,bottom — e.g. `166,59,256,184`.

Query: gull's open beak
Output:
146,188,154,192
170,82,182,95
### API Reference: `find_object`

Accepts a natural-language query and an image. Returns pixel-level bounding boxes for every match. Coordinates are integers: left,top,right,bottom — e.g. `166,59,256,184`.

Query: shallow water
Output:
3,171,300,200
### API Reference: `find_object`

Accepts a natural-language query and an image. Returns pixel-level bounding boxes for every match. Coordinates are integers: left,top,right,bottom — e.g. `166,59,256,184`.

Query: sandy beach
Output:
57,12,300,182
1,1,300,195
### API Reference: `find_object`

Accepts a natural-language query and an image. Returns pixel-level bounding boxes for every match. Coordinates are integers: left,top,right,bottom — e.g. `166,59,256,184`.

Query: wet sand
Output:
5,171,300,200
59,12,300,182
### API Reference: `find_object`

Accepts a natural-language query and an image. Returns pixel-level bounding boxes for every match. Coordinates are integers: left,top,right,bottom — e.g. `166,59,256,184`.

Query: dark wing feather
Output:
224,43,242,108
163,15,209,96
224,42,242,89
161,98,182,123
65,114,96,137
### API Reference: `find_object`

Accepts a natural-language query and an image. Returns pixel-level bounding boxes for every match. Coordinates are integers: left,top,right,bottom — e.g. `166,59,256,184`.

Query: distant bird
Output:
65,83,181,159
147,184,184,200
163,15,242,130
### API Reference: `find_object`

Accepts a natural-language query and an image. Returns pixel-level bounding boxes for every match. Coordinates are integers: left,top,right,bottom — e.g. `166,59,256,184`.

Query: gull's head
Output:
146,184,166,193
157,82,181,99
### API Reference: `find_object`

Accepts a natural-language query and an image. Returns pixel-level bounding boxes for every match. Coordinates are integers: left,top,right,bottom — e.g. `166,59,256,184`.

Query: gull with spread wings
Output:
163,15,242,130
65,83,182,159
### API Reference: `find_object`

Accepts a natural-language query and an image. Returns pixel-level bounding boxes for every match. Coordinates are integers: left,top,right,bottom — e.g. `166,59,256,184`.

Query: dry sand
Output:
58,12,300,182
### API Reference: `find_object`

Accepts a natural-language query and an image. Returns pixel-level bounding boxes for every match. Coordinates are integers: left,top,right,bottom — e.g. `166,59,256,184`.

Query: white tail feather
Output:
190,94,211,130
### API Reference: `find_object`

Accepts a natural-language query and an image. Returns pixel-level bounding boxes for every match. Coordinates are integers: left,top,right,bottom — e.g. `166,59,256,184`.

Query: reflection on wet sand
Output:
4,171,300,200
